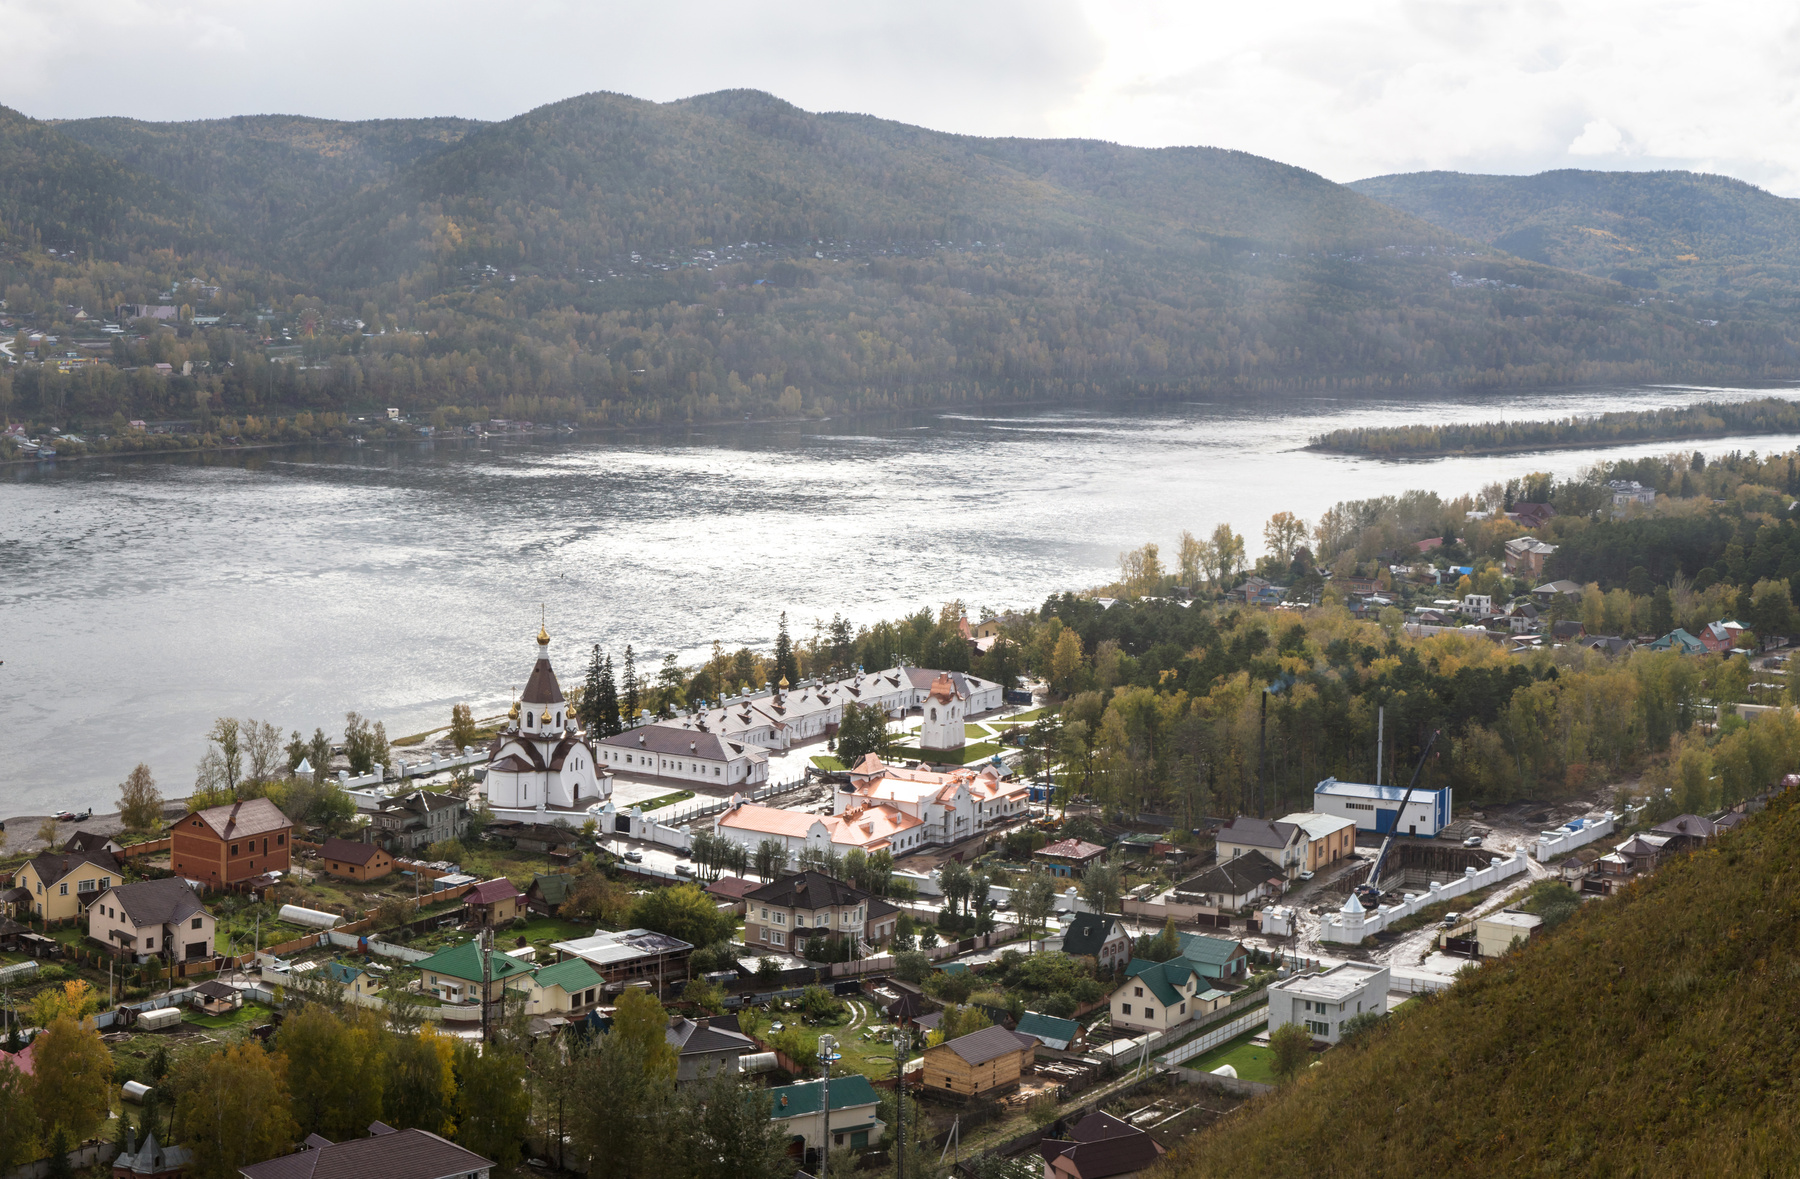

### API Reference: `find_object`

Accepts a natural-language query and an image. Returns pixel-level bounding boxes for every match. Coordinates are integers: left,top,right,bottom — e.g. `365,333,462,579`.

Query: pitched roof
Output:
414,939,533,984
705,876,760,900
465,878,524,905
376,790,466,817
1038,1111,1163,1179
529,873,575,905
598,726,751,761
940,1023,1036,1066
320,837,386,867
192,979,238,1000
323,962,367,985
665,1016,756,1056
238,1126,493,1179
1059,912,1121,958
115,1131,191,1176
1217,816,1299,850
62,831,120,854
24,847,118,887
1123,958,1198,1006
1653,814,1717,839
1016,1011,1079,1050
1275,812,1357,841
531,956,602,994
1178,933,1246,968
1176,850,1285,898
745,870,869,910
1038,838,1107,861
180,797,292,841
769,1073,880,1119
105,877,206,927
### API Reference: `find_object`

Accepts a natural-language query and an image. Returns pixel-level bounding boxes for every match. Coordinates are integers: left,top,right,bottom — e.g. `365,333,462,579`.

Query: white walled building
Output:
1267,962,1389,1043
713,799,928,863
646,665,1004,754
1314,778,1451,837
918,672,966,753
839,755,1028,845
483,628,611,810
594,725,768,787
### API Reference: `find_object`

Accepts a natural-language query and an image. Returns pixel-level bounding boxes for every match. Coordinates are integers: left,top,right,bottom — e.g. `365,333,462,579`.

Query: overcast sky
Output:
6,0,1799,194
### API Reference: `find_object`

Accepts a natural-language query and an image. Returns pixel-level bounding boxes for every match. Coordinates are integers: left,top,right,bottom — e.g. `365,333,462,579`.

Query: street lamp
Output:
817,1034,839,1176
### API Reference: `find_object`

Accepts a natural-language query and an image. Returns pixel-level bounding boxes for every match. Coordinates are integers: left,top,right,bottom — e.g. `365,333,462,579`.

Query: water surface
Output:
5,384,1798,814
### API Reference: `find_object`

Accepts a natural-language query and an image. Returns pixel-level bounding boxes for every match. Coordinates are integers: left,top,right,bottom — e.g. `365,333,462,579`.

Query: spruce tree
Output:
621,645,639,726
580,644,604,732
598,654,622,736
774,611,799,685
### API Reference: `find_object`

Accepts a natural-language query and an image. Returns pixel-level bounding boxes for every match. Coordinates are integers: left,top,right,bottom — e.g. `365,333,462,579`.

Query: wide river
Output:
6,383,1800,816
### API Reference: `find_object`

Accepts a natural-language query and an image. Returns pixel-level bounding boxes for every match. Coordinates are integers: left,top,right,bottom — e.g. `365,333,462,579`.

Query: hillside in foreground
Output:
1169,791,1800,1176
1352,169,1800,307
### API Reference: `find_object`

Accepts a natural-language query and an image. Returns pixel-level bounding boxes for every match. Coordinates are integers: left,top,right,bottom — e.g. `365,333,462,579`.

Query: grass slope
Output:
1352,168,1800,305
1171,794,1800,1176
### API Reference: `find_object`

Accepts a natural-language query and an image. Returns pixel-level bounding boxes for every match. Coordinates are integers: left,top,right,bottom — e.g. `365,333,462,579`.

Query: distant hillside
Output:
293,88,1461,286
4,92,1800,435
1352,169,1800,305
54,114,480,252
0,104,224,259
1169,795,1800,1176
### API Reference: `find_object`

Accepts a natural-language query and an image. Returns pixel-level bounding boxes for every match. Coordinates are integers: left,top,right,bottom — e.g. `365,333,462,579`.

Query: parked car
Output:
1440,911,1462,927
1298,871,1315,882
675,864,694,876
53,811,75,822
1463,836,1484,848
624,849,644,863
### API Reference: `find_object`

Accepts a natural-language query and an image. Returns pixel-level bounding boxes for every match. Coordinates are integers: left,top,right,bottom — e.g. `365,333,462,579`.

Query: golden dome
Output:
509,700,521,720
537,624,550,646
778,676,790,689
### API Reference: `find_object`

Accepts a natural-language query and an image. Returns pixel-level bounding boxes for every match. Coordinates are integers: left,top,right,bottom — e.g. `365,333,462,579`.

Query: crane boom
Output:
1357,729,1441,906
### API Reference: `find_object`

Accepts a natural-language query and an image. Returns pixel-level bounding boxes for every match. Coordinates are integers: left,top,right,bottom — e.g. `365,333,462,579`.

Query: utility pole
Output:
817,1034,836,1178
1376,705,1384,787
1255,689,1268,818
892,1029,907,1179
480,922,492,1044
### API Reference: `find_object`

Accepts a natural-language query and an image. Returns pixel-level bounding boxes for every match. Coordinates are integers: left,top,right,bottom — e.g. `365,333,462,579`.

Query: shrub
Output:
1040,991,1077,1018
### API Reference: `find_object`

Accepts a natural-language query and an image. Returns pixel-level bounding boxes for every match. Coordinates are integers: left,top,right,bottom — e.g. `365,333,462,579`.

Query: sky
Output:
5,0,1800,193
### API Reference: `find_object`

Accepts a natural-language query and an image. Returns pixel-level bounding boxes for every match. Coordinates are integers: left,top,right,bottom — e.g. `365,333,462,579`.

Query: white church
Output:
918,671,967,753
482,626,611,810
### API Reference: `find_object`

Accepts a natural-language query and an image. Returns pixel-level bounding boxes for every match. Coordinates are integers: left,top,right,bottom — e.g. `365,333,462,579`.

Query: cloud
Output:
3,0,1799,193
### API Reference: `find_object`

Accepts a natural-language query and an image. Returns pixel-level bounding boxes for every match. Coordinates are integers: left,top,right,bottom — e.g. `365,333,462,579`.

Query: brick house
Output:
743,871,872,955
319,837,396,882
169,798,293,887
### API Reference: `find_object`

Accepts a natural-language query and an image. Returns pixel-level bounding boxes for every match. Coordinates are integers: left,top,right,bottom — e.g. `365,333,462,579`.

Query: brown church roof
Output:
522,656,565,706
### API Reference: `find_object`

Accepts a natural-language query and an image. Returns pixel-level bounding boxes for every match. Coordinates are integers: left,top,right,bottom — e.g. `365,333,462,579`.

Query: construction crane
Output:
1355,729,1440,909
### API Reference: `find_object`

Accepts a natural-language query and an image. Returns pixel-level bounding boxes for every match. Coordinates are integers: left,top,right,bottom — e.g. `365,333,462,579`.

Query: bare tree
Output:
243,720,283,787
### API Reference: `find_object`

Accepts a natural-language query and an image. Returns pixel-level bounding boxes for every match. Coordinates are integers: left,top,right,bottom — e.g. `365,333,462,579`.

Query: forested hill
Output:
1351,168,1800,306
285,88,1461,285
5,91,1800,438
1173,787,1800,1176
52,113,481,251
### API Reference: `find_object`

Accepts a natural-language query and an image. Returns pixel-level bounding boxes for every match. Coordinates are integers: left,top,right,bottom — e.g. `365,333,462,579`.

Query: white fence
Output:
339,748,487,791
1158,1006,1270,1067
1534,813,1617,861
1319,849,1530,944
1389,972,1452,995
325,929,433,962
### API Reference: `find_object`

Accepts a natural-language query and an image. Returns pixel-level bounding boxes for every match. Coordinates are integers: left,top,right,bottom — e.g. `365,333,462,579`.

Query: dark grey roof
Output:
1653,814,1717,839
1059,912,1120,958
1218,817,1298,851
26,848,119,886
62,831,120,854
1176,850,1285,897
1037,1111,1162,1179
745,870,869,910
597,726,748,760
665,1016,755,1057
377,790,465,816
940,1024,1035,1066
237,1126,492,1179
105,877,206,927
193,980,237,1000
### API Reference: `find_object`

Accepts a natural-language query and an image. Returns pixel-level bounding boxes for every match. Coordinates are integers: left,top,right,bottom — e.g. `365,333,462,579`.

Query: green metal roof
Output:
1178,933,1245,968
1124,958,1197,1007
532,957,602,993
323,961,365,984
769,1073,880,1119
415,939,534,984
1016,1011,1079,1046
531,872,575,905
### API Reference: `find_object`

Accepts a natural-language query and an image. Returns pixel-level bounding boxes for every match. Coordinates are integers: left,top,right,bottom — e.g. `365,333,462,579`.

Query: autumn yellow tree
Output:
1263,511,1308,564
29,979,99,1030
30,1017,112,1141
176,1043,297,1179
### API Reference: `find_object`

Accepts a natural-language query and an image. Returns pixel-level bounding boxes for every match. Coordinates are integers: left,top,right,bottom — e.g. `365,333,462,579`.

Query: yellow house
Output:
509,957,604,1015
14,850,121,923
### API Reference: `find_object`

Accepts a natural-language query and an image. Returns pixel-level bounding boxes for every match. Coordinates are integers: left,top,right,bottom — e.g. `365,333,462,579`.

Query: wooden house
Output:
922,1025,1039,1100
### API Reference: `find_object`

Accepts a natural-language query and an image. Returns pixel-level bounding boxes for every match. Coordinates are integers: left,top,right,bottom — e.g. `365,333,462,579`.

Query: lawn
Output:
810,755,847,771
185,1001,276,1030
745,996,908,1082
1185,1027,1278,1084
504,916,593,946
887,741,1006,765
638,790,696,811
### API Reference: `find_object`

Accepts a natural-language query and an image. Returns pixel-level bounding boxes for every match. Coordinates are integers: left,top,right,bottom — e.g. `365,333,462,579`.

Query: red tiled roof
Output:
181,797,292,841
